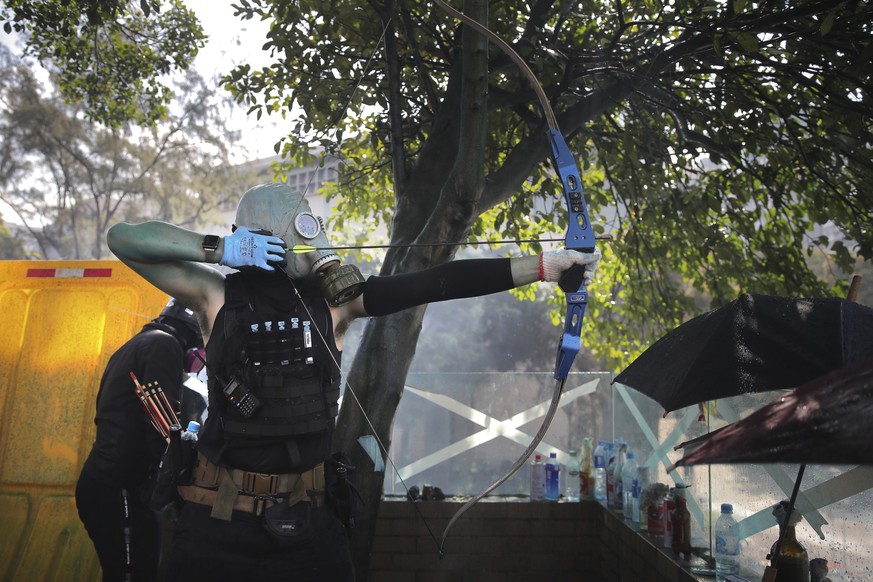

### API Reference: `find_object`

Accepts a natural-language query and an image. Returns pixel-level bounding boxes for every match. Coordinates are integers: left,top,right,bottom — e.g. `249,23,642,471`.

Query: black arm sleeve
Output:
362,258,515,316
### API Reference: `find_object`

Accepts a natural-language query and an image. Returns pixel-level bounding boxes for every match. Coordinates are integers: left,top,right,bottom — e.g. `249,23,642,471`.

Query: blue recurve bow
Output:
433,0,597,554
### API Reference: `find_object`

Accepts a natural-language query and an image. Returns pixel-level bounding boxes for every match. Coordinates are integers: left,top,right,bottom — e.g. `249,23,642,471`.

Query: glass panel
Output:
385,371,614,497
383,371,873,579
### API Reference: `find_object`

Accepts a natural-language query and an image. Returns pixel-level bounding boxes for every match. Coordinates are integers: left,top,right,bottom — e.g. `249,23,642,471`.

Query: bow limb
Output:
438,376,567,552
432,0,558,131
433,0,597,553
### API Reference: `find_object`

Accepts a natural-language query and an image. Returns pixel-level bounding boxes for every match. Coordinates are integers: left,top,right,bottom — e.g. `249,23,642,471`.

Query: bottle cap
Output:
721,503,733,513
627,452,635,459
186,420,201,433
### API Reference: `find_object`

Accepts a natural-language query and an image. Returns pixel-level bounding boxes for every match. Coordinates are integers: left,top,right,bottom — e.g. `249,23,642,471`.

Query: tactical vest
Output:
207,272,341,441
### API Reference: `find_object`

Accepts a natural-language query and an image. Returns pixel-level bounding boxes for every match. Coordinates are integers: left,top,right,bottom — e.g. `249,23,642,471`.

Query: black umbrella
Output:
672,354,873,467
613,293,873,413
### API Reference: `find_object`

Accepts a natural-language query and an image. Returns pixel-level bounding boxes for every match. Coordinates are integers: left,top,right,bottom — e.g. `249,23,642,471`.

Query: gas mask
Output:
234,183,365,306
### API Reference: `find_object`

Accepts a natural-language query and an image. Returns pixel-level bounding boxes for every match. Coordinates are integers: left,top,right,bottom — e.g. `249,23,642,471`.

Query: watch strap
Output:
202,235,221,263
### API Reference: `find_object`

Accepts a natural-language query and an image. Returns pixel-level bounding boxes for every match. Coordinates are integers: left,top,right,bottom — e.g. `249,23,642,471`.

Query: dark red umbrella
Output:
614,293,873,413
673,355,873,467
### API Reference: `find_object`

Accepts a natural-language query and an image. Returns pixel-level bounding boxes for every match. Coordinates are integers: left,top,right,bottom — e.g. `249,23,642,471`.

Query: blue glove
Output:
219,227,286,271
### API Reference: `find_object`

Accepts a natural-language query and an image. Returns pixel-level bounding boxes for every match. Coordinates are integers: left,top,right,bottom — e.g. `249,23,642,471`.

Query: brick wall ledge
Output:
371,497,718,581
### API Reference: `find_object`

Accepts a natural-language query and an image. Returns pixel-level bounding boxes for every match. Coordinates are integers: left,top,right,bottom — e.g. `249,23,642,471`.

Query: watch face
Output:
294,212,321,239
203,235,220,251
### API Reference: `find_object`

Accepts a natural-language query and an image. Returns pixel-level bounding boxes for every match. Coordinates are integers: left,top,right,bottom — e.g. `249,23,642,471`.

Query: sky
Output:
183,0,283,160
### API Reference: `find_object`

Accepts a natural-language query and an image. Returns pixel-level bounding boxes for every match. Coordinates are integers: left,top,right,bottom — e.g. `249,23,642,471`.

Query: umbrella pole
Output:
761,465,805,582
760,275,862,582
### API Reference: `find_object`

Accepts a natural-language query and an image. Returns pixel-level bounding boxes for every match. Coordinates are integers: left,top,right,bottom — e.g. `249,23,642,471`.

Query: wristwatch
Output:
202,235,221,263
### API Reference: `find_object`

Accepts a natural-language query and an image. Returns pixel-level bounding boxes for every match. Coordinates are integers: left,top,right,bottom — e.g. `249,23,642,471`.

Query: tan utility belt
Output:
177,452,325,519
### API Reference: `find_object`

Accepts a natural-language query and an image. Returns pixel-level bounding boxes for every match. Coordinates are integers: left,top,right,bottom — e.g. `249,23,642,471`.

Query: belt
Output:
177,452,326,518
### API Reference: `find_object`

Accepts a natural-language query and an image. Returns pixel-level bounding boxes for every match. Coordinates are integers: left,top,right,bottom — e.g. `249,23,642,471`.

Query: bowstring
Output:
297,14,392,201
274,9,444,553
281,272,443,553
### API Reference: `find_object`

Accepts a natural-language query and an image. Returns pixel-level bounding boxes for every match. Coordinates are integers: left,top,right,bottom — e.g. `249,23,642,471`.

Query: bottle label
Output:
580,472,591,499
648,504,664,535
715,532,740,556
662,498,675,547
530,464,546,501
545,463,560,500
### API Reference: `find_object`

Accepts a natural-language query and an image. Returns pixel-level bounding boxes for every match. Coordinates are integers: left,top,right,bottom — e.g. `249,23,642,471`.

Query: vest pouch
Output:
263,498,315,548
325,451,363,533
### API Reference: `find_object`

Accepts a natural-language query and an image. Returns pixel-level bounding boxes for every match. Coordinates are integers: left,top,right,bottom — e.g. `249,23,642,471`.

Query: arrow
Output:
288,235,611,254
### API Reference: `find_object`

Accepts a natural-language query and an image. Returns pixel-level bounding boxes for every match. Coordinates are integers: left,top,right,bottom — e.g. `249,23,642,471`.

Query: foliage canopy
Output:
8,3,873,576
225,0,873,364
1,0,206,126
0,43,254,259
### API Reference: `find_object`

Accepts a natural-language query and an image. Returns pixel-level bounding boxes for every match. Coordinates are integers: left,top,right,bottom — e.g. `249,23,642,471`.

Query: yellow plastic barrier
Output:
0,261,169,582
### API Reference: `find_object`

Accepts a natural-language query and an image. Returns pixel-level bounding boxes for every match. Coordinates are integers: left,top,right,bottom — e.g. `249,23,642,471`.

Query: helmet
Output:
156,298,203,350
234,183,340,279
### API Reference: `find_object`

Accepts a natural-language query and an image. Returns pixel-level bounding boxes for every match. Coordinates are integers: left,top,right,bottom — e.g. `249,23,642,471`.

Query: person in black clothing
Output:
106,183,599,581
75,299,203,582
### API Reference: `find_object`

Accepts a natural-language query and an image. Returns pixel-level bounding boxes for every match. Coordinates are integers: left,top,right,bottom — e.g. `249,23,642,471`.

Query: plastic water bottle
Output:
579,437,594,500
182,420,200,443
621,451,638,520
610,444,627,512
633,465,651,527
545,452,561,501
715,503,741,581
593,440,607,501
606,444,617,507
529,454,546,501
564,450,581,502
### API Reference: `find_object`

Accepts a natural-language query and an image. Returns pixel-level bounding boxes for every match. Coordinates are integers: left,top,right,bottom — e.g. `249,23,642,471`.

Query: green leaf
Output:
734,31,760,53
820,11,836,36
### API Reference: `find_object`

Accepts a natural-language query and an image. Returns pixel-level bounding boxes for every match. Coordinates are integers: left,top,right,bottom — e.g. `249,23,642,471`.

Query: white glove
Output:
540,249,601,286
219,227,286,271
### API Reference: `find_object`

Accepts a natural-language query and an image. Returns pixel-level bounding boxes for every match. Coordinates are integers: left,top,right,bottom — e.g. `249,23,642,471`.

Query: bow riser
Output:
548,129,595,381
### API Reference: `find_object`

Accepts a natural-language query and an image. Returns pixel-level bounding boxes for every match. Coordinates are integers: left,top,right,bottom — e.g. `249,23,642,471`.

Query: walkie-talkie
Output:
191,350,262,419
221,377,262,419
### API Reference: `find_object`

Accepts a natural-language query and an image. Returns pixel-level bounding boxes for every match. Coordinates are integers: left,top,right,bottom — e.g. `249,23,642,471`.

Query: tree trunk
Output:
333,1,491,578
333,306,428,580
